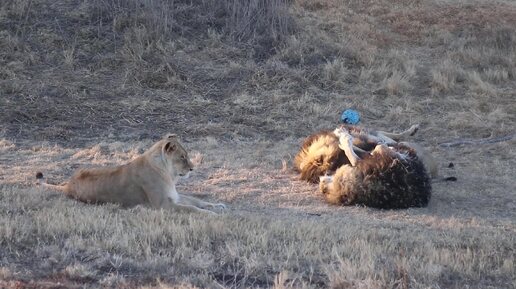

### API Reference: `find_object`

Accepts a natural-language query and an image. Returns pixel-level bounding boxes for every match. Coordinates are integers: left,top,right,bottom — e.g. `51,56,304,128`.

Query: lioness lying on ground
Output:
36,134,226,214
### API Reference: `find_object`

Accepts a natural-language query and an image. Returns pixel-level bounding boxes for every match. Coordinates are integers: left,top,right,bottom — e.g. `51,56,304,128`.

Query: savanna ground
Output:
0,0,515,288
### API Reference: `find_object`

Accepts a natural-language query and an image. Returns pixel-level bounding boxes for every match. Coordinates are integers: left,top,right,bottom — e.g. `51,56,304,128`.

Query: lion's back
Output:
67,165,146,206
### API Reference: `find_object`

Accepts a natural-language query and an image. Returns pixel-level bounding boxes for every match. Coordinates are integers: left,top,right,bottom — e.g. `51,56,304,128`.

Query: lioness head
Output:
149,134,194,178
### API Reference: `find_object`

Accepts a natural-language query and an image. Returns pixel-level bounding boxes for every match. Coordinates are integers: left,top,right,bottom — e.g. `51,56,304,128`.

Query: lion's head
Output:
147,134,194,178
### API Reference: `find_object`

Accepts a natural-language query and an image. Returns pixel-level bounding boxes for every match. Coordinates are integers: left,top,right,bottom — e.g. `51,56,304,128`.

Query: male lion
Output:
36,134,226,214
319,128,431,209
293,124,436,183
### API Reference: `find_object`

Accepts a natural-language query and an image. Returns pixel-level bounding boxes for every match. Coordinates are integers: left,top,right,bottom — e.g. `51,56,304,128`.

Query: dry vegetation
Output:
0,0,515,288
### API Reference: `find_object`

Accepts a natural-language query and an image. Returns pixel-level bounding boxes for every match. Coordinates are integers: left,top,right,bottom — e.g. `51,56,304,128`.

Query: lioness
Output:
36,134,226,214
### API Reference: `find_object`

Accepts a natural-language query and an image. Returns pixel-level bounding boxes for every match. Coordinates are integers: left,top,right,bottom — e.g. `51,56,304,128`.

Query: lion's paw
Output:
409,124,420,136
333,126,348,138
212,203,227,210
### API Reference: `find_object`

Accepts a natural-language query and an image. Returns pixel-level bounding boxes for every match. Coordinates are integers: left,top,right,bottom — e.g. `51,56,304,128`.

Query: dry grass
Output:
0,139,515,288
1,0,516,288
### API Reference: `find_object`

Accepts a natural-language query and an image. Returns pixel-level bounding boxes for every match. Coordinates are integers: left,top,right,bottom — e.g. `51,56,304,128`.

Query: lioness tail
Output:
36,172,68,192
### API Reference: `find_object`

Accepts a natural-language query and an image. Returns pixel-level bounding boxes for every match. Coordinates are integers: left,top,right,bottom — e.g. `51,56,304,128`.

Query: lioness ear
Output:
164,141,177,152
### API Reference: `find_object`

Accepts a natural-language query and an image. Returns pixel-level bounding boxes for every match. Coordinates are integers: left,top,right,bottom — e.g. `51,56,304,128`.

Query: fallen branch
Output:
439,133,515,148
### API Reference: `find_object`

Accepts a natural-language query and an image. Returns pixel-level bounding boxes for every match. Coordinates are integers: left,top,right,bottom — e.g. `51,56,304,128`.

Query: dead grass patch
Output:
0,139,515,288
383,3,516,41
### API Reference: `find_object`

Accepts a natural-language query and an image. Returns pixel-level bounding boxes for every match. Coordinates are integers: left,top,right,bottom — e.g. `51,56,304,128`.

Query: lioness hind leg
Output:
179,194,227,210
